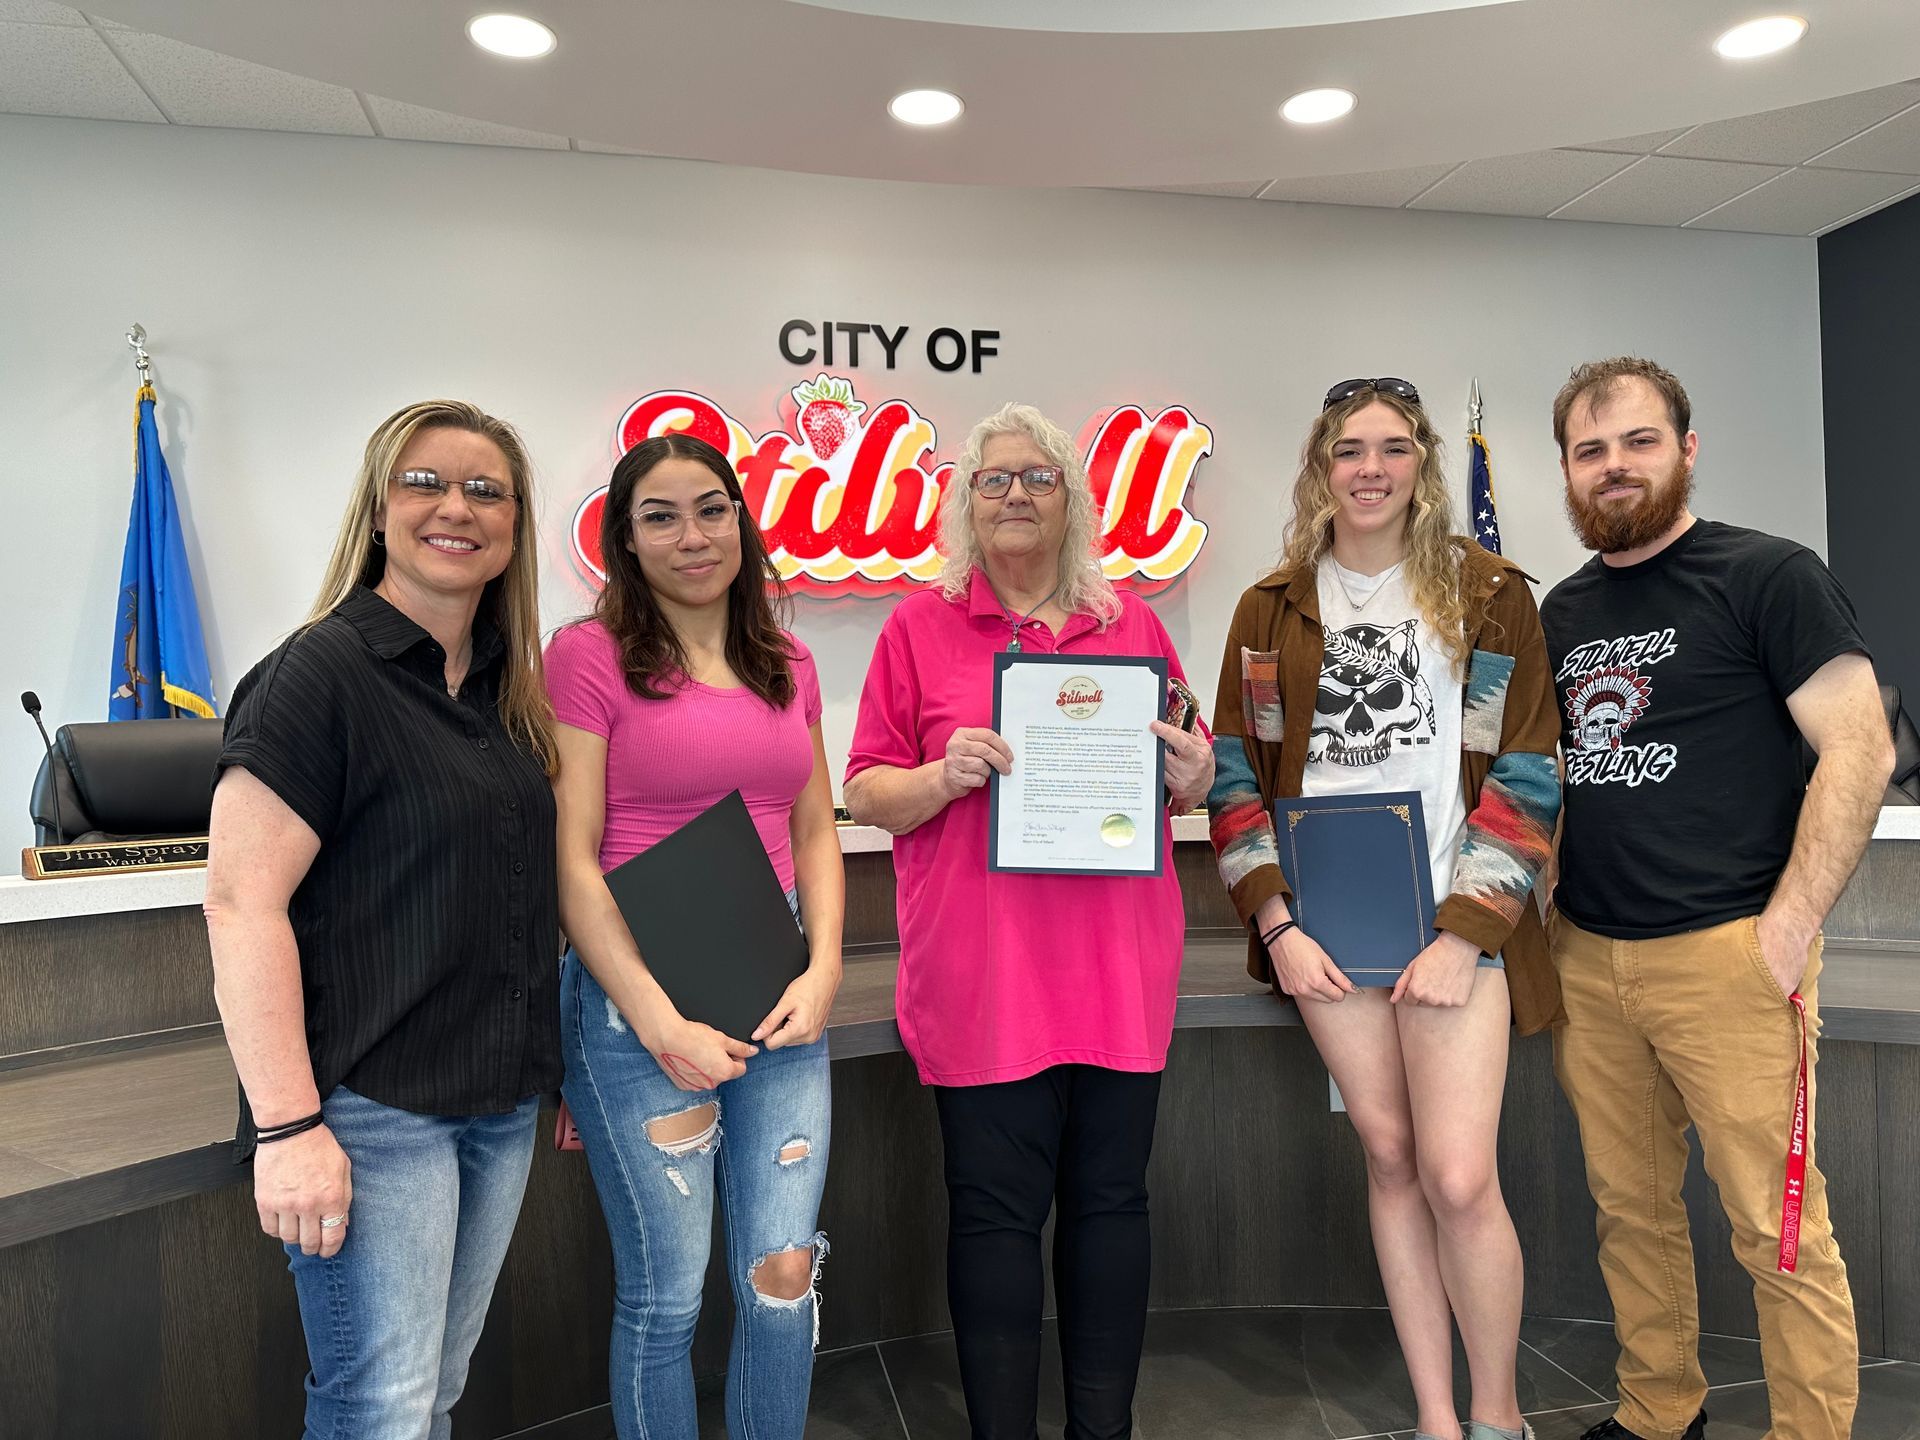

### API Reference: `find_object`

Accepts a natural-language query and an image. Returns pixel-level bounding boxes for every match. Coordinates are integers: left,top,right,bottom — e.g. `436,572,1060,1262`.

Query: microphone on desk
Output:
20,691,68,845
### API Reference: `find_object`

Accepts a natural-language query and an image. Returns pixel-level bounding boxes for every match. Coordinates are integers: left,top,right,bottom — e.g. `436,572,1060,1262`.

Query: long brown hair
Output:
1278,388,1473,668
308,399,557,774
589,433,797,707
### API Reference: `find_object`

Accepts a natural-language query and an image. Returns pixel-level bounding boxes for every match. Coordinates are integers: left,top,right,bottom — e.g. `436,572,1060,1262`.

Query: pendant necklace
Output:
996,580,1062,653
1330,557,1404,614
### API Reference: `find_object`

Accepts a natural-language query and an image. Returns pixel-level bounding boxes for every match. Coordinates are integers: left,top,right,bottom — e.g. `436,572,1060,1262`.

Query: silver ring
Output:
319,1213,348,1229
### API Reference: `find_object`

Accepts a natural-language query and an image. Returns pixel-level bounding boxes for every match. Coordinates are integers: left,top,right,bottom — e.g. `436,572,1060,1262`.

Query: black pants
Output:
934,1064,1163,1440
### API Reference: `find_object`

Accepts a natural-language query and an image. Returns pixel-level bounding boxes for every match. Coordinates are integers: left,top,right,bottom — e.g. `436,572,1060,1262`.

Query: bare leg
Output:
1399,968,1524,1430
1298,989,1459,1440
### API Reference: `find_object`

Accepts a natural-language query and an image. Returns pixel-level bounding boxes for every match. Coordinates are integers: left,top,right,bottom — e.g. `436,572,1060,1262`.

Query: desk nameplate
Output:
20,837,210,881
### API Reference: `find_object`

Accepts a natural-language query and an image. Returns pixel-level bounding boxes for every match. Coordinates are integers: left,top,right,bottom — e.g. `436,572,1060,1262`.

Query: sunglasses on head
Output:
1322,377,1421,411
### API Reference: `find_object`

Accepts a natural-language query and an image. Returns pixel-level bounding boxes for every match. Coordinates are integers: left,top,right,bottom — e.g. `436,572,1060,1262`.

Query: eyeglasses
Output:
392,469,518,506
970,466,1064,499
1322,377,1422,411
630,497,744,545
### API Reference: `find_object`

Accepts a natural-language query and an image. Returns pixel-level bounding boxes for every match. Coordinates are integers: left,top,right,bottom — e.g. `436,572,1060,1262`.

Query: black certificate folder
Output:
600,791,808,1042
1273,792,1437,986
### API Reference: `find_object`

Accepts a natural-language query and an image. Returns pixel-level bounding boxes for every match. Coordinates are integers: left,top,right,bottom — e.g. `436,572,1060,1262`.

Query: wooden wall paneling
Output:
809,1050,948,1349
1816,1039,1884,1358
0,1226,58,1437
840,853,898,948
154,1182,298,1438
1874,1043,1920,1360
0,907,214,1056
52,1199,171,1437
1862,839,1920,942
1499,1032,1612,1324
1145,1029,1220,1310
1211,1026,1346,1307
456,1113,620,1436
1824,846,1876,940
1173,842,1237,931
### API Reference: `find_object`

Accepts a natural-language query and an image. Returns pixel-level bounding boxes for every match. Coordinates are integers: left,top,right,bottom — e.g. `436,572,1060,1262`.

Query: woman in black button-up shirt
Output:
205,400,560,1439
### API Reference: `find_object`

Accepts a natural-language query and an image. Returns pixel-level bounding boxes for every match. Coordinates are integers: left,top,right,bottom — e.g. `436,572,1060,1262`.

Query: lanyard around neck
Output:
992,579,1061,653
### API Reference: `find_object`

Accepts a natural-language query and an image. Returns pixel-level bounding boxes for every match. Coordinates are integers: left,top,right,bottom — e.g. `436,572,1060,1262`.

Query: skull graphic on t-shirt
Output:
1310,620,1438,767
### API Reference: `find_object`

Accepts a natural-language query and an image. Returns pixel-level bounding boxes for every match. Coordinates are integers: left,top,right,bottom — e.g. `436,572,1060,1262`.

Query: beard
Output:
1564,456,1693,554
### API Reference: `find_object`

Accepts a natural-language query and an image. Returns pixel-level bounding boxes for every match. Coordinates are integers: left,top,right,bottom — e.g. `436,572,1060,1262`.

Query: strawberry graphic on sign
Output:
792,374,865,460
571,378,1212,598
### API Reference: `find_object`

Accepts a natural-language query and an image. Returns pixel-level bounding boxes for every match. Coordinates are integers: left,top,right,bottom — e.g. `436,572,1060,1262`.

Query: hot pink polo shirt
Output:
845,571,1189,1087
545,620,823,890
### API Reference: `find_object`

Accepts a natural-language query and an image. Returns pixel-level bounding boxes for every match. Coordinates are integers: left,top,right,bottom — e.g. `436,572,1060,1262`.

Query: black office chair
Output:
28,717,225,845
1800,682,1920,806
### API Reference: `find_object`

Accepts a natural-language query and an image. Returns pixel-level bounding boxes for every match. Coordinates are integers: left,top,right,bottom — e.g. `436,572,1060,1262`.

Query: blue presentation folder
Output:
1273,791,1437,987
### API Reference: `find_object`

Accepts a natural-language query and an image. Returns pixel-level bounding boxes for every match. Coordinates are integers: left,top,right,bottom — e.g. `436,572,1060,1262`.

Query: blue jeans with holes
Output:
560,948,832,1440
284,1084,541,1440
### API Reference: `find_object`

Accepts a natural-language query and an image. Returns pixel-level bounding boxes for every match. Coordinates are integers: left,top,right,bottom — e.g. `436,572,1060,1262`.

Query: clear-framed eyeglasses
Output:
630,497,744,545
391,469,518,506
969,465,1064,499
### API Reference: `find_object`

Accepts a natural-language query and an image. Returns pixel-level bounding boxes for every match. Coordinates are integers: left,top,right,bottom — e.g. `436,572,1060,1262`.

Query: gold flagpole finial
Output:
1468,377,1483,434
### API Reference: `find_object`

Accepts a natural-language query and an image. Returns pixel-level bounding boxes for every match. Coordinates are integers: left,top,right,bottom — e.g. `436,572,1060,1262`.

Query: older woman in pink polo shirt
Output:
845,402,1212,1439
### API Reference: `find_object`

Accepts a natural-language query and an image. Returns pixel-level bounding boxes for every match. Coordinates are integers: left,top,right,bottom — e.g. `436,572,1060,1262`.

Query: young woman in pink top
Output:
844,403,1214,1439
547,433,845,1440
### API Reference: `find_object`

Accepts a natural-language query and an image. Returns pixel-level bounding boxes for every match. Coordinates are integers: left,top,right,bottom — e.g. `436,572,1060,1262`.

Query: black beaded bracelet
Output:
254,1111,325,1145
1259,919,1300,947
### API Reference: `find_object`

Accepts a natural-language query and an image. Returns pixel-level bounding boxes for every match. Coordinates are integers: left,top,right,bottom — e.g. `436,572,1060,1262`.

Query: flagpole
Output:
1466,379,1503,555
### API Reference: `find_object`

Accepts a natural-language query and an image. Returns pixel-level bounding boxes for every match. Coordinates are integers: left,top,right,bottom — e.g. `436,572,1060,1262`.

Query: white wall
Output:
0,114,1826,866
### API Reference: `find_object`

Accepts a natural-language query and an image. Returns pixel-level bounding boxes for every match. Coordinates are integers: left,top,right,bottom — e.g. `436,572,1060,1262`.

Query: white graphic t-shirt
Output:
1305,555,1467,897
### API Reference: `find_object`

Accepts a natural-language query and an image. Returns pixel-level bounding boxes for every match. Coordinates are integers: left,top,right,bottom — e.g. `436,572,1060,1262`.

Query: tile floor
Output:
651,1307,1916,1439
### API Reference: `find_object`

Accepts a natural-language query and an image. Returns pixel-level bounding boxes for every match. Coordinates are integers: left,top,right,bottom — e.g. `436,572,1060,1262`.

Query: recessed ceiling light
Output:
1280,88,1357,125
1713,15,1807,59
889,89,964,126
467,13,557,59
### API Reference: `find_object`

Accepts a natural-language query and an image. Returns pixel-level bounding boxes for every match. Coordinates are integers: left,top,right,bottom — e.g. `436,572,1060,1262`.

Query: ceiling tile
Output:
1685,167,1916,235
1131,179,1266,198
106,30,373,135
1552,155,1784,226
1404,149,1633,217
0,1,85,21
1255,162,1458,208
1807,103,1920,176
0,20,161,121
1662,82,1920,165
364,94,568,150
573,138,658,155
1815,180,1920,236
1565,126,1692,155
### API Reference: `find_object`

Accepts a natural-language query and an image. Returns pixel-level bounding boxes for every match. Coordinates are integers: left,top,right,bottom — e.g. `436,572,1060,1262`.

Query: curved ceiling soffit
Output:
90,0,1920,187
784,0,1523,34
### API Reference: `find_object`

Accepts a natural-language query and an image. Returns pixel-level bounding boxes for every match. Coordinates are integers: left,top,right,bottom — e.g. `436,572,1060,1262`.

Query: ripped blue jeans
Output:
559,946,831,1440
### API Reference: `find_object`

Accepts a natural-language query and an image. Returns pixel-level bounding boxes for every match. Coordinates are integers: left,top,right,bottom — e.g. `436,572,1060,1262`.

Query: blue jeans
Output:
561,950,832,1440
285,1085,540,1440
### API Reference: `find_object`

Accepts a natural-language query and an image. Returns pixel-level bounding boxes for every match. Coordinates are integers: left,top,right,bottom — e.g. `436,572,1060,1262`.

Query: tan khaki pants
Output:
1551,914,1857,1440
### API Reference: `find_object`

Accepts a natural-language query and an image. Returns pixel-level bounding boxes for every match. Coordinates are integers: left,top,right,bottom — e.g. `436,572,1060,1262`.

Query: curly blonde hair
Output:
1278,388,1472,669
937,402,1121,626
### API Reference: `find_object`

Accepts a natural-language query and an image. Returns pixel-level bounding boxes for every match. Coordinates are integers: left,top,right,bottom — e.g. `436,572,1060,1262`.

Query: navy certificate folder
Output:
601,790,809,1042
1273,791,1437,986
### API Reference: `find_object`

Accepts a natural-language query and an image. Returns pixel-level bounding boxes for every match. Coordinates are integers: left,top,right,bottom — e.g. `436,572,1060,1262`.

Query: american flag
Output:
1468,429,1502,555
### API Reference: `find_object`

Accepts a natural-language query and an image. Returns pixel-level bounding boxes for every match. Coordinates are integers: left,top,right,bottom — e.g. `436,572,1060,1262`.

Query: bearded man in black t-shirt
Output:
1539,357,1893,1440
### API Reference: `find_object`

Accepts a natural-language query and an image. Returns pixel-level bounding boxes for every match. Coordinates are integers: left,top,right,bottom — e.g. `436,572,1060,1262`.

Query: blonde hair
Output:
1279,389,1472,668
307,399,558,774
937,402,1122,627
